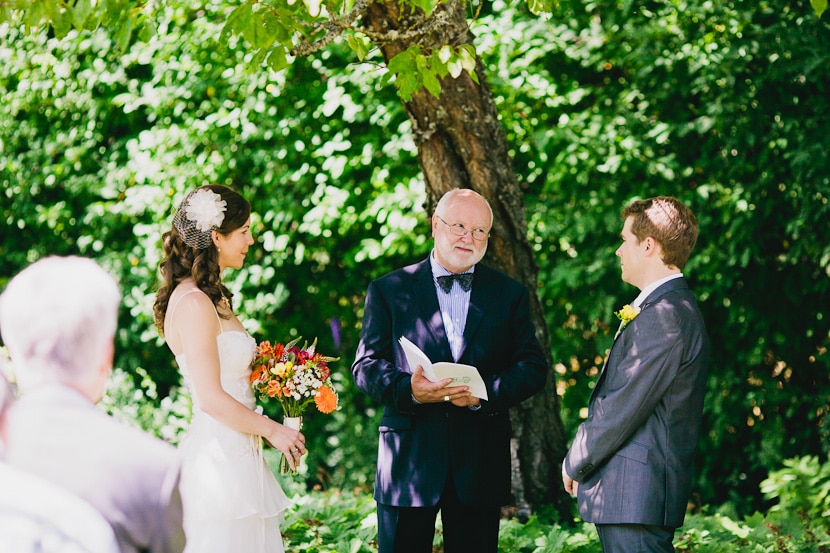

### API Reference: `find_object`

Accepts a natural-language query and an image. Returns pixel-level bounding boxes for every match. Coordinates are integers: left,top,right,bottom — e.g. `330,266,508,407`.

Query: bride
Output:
153,185,303,552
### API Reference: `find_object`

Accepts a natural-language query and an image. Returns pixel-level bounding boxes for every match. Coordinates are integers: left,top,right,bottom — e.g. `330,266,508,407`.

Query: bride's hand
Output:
265,422,306,470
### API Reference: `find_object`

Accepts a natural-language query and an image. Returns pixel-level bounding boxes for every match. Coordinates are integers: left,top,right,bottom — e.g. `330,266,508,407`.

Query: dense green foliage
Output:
503,0,830,512
277,454,830,551
1,0,828,518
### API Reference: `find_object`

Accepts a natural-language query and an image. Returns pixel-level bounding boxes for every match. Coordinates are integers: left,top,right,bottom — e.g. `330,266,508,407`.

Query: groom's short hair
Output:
623,196,699,270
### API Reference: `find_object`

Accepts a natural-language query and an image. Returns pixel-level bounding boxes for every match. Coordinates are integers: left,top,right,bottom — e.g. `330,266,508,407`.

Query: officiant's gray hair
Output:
0,256,120,392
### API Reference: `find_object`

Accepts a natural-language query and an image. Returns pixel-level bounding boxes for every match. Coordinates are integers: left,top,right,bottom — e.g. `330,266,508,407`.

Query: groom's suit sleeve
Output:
564,295,691,482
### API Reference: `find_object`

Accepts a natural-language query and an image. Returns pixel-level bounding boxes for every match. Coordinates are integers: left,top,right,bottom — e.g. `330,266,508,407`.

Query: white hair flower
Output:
184,189,227,232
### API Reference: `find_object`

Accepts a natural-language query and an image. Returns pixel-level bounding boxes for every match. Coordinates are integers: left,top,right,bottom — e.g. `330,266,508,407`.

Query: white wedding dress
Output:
176,320,290,552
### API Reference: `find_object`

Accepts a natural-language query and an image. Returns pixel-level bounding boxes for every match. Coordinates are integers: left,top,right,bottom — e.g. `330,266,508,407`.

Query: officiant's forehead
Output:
435,190,493,228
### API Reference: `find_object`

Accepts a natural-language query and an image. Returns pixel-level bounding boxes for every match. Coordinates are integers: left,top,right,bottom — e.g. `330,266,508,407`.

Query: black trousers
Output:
376,479,500,553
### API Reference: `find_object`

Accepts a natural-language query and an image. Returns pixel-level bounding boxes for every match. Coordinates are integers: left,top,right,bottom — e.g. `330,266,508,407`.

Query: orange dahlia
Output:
314,385,338,414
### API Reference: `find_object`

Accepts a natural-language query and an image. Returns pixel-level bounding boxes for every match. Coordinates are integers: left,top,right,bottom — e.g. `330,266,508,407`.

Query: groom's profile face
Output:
616,217,649,289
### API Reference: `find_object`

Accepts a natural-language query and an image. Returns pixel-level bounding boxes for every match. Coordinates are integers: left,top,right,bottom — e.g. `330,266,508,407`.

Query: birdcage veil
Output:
172,188,228,249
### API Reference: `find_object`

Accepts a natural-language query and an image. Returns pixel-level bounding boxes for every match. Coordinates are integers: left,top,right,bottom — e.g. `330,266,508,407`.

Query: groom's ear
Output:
643,237,665,262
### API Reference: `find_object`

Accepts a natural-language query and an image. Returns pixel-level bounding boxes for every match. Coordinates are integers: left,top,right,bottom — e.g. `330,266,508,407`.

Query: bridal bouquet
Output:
250,337,339,474
251,337,339,417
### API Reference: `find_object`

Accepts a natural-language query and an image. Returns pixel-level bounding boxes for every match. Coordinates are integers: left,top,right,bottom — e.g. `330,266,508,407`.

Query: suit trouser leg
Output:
440,478,500,553
377,501,439,553
376,477,500,553
595,523,675,553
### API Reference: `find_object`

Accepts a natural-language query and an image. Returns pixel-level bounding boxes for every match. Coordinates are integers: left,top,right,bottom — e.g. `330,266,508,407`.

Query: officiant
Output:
351,188,548,553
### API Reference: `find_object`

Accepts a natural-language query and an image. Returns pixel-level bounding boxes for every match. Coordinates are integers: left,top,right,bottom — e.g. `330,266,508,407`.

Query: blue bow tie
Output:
437,273,474,293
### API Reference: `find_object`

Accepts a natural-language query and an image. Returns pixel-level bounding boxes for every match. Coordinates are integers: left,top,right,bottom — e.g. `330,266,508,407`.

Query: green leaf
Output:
409,0,440,17
71,0,93,29
114,14,134,51
812,0,827,17
421,68,441,98
266,45,289,72
346,34,370,61
457,44,477,74
438,44,452,64
527,0,556,15
260,9,289,47
243,5,278,50
447,57,462,79
222,3,253,42
302,0,323,18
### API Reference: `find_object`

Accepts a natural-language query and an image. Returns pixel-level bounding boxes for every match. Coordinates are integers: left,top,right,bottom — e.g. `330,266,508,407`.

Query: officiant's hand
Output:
411,366,470,404
450,395,480,408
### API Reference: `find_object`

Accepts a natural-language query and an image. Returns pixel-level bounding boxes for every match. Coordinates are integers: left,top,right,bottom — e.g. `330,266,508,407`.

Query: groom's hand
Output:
411,366,470,404
562,464,578,496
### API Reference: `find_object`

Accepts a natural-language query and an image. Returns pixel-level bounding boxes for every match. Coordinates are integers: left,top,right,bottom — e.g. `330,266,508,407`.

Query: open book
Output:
398,336,488,400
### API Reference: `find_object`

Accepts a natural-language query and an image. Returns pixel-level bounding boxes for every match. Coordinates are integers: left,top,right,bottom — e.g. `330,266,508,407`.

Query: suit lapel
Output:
456,267,491,362
591,277,689,401
409,258,453,360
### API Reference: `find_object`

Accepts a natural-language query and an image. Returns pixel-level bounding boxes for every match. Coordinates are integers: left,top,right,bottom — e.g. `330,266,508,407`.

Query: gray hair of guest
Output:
0,256,121,393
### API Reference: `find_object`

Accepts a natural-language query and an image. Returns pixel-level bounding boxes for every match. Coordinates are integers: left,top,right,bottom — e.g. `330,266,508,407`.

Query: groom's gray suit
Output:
564,277,709,533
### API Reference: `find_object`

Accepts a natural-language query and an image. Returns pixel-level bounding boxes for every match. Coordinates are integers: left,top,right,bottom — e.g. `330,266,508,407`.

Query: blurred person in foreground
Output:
352,188,548,553
0,368,119,553
0,255,186,553
562,196,710,553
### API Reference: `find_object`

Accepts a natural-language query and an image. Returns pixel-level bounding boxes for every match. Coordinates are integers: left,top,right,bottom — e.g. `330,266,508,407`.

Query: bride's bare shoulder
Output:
166,283,215,325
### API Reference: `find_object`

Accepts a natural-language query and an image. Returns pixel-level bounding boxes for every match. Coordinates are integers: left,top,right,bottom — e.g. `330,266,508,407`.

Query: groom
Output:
562,196,709,553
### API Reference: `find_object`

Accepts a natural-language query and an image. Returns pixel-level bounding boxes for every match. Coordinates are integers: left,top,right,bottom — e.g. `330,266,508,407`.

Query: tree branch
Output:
291,0,466,57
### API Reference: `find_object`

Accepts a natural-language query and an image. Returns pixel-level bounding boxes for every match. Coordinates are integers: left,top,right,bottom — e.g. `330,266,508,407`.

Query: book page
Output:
398,336,439,381
398,336,488,400
432,362,488,401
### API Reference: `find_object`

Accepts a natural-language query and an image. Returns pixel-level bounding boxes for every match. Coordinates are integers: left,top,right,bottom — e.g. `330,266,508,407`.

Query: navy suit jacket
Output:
564,277,709,528
351,257,548,508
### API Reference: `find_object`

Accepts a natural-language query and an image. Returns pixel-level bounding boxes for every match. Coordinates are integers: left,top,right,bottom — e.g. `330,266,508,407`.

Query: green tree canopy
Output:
1,0,828,516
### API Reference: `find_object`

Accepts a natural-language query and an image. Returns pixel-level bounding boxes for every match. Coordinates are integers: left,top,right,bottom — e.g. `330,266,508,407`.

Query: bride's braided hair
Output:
153,185,251,334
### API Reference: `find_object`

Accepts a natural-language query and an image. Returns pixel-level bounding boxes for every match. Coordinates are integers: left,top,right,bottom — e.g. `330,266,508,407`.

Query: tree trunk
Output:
363,0,571,520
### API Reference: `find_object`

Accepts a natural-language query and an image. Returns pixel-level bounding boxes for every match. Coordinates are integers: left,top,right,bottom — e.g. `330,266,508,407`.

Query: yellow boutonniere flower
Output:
615,304,641,331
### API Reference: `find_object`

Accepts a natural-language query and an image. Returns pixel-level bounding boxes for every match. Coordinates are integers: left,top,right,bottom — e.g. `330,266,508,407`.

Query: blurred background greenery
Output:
1,0,828,520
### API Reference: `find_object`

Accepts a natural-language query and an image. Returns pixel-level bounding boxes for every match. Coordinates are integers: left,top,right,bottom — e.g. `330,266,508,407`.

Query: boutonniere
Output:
614,304,641,331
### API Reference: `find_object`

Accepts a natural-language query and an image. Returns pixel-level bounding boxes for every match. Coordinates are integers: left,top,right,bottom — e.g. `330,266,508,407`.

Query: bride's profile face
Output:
215,217,254,272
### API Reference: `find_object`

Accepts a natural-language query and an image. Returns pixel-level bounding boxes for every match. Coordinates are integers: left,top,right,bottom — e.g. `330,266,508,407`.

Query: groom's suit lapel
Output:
591,277,689,400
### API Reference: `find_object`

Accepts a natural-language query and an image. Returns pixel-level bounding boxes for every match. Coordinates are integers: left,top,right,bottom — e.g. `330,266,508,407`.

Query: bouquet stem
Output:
280,416,303,475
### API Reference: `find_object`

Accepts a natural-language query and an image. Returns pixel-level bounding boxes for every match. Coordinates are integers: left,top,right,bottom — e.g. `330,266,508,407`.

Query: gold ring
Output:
443,395,450,402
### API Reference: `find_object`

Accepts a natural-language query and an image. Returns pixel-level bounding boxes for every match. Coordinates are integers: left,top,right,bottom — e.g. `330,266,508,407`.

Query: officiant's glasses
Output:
436,216,490,241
